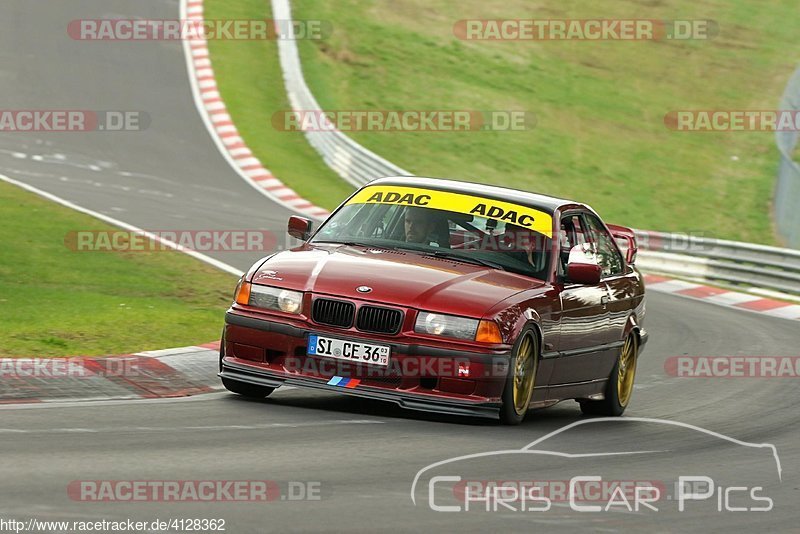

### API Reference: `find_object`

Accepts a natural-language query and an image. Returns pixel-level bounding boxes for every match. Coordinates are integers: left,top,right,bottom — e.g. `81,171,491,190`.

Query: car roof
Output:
368,176,585,214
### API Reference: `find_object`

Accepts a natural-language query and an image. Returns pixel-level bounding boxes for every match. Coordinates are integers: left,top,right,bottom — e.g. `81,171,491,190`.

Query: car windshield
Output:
310,186,553,280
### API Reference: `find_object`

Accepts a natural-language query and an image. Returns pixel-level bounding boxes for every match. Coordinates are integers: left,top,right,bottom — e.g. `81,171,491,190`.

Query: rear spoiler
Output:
607,224,638,264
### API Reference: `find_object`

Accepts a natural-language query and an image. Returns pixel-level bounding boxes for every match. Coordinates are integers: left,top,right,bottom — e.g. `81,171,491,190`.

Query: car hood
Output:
251,244,543,317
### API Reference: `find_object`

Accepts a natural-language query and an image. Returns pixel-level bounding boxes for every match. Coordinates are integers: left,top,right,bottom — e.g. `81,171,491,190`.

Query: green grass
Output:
206,0,800,245
203,0,354,209
0,182,236,357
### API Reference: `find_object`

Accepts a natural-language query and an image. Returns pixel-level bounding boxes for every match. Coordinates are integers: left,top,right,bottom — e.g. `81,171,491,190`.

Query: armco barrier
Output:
271,0,800,297
271,0,410,187
636,231,800,295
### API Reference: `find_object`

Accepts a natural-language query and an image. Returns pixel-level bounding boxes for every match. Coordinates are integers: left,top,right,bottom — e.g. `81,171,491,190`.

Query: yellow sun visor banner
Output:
347,185,553,238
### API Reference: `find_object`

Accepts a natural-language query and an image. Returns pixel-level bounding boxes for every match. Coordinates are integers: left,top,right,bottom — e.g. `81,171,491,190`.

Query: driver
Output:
503,224,547,273
404,207,438,244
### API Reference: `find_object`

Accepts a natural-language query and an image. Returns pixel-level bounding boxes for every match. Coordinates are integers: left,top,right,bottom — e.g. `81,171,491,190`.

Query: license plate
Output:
307,335,391,367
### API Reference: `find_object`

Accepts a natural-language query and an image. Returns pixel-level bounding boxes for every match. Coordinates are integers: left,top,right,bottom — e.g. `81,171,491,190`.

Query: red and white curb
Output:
181,0,330,221
0,342,223,404
643,274,800,320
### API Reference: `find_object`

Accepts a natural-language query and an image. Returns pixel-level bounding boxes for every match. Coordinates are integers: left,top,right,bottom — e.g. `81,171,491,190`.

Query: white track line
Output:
0,419,384,433
0,173,242,277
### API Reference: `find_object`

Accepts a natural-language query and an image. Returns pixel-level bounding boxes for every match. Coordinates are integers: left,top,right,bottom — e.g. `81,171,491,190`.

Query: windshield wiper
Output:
315,242,507,271
421,250,506,271
314,240,384,249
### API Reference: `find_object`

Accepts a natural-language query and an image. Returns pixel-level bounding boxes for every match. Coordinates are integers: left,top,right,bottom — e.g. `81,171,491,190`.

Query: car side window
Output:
582,213,625,277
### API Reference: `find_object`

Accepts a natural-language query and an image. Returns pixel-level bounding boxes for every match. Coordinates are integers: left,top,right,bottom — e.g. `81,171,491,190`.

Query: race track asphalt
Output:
0,0,297,269
0,1,797,532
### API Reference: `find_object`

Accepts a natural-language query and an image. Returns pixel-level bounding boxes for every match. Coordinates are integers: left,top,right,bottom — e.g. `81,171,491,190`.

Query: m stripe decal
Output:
326,376,361,388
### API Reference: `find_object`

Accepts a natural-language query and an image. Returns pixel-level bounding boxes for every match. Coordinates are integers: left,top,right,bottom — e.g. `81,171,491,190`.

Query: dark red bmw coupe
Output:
219,177,648,424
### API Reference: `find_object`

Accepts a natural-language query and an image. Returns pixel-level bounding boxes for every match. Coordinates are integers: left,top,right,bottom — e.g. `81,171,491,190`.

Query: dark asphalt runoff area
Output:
0,1,798,533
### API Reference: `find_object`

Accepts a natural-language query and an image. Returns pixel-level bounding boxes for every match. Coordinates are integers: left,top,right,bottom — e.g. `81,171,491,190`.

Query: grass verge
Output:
207,0,800,244
0,181,235,357
293,0,800,244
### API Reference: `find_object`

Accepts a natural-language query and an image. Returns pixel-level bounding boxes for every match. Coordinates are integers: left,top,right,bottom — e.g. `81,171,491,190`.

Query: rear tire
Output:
580,333,638,416
222,378,275,399
499,330,539,425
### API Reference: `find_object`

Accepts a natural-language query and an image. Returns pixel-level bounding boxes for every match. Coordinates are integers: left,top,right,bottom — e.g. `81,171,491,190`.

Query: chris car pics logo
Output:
411,417,781,513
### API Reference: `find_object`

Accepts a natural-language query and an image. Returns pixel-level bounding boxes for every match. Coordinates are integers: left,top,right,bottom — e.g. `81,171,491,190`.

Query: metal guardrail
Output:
271,0,410,188
635,231,800,295
272,0,800,296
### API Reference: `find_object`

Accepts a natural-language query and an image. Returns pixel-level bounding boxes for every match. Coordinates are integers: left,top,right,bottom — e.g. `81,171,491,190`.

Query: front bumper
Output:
221,311,510,419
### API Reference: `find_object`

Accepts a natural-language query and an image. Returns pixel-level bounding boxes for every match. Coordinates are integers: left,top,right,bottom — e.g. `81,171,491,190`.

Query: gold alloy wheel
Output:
616,336,638,407
512,334,536,415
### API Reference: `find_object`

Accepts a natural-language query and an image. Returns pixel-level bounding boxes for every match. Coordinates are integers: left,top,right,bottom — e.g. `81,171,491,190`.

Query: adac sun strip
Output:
346,185,553,238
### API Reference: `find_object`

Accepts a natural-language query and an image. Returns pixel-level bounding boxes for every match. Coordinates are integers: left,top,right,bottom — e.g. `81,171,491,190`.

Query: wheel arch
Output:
518,308,544,355
622,312,643,345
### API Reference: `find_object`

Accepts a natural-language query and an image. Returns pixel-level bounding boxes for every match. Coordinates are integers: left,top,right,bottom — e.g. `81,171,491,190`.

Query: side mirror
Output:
288,216,312,241
567,262,602,285
566,244,602,285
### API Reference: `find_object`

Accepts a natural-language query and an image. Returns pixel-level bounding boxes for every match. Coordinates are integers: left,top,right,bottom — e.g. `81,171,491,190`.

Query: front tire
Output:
222,378,275,399
219,331,275,398
500,330,539,425
580,333,639,416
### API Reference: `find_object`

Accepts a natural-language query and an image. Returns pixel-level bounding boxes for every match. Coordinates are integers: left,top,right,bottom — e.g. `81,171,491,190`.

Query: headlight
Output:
238,283,303,315
277,289,302,313
414,312,479,340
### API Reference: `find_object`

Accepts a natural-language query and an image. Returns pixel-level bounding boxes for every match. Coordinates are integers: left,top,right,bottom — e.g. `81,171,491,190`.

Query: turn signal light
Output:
235,280,252,305
475,320,502,343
